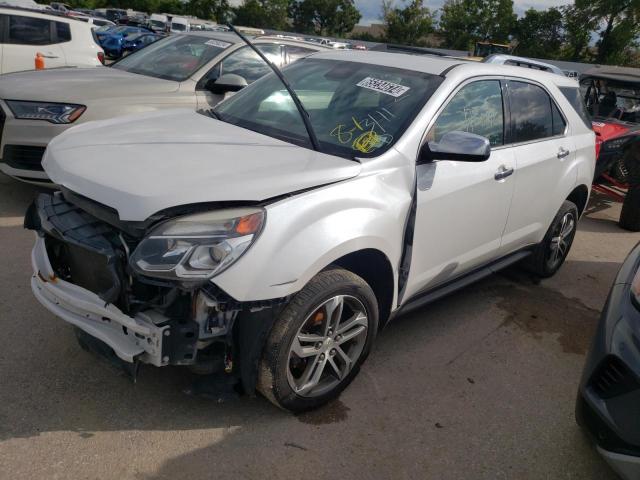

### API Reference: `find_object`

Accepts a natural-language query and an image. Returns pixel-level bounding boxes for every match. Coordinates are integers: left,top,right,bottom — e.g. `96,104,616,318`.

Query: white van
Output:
149,13,167,32
0,7,104,73
170,16,189,33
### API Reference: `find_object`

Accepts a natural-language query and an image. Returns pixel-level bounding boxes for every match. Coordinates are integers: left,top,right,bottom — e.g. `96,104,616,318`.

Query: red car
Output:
581,66,640,231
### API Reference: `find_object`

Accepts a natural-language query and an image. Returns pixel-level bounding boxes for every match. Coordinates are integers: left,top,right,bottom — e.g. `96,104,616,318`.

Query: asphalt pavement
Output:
0,171,637,479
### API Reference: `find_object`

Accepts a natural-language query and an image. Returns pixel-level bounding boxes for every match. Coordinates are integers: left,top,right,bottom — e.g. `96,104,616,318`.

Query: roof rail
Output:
0,4,85,22
383,43,448,57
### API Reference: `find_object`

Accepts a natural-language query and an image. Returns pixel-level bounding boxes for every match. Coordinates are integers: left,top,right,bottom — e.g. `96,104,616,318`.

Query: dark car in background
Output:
96,25,154,58
105,8,127,23
577,242,640,480
121,32,163,56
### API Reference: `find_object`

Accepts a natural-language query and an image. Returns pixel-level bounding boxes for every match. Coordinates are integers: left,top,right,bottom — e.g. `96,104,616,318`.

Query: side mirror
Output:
205,74,248,95
419,131,491,163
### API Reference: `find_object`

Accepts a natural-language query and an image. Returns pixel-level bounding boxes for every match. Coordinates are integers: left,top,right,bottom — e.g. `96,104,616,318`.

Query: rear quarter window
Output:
559,86,592,129
55,21,71,42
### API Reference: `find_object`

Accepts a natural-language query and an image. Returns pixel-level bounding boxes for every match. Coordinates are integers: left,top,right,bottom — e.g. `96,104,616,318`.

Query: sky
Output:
356,0,573,25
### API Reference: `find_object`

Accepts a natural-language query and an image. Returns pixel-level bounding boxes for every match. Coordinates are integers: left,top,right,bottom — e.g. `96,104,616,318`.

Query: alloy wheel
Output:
547,211,575,270
286,295,369,398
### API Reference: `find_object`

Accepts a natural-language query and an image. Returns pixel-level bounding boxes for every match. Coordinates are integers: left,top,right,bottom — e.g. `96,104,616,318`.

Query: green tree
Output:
291,0,361,36
233,0,291,30
560,4,597,61
382,0,434,46
513,7,564,59
439,0,516,51
587,0,640,64
185,0,231,22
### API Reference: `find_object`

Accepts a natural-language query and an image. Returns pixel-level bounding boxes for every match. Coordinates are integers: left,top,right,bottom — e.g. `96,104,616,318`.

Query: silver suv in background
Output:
483,54,569,78
0,32,327,183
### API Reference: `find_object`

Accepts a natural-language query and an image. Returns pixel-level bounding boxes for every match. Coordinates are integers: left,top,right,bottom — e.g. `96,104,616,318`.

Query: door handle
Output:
494,165,514,181
557,147,570,159
40,54,59,59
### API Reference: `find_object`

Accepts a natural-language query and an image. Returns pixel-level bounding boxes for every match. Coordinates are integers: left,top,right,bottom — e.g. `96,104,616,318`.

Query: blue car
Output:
96,26,153,58
121,33,163,56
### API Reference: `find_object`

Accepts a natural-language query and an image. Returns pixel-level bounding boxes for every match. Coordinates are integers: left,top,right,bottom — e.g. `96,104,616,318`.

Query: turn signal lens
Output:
235,212,263,235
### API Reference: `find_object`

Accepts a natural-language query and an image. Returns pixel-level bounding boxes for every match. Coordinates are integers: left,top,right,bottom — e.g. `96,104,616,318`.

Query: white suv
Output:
0,6,103,74
26,50,595,412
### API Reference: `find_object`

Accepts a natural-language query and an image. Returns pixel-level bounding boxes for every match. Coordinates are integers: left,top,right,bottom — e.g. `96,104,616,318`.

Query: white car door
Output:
2,14,66,73
499,79,576,253
403,79,516,300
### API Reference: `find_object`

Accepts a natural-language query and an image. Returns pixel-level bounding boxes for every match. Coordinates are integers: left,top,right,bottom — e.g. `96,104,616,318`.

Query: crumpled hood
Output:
44,110,361,221
0,67,178,103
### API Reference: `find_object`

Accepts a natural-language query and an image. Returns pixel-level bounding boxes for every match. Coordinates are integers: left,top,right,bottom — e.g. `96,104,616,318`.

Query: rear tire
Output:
620,186,640,232
257,268,378,412
525,200,579,278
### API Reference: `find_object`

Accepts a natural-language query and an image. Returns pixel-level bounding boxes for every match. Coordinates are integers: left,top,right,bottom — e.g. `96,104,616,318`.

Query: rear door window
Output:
7,15,52,45
551,102,566,136
54,21,71,42
508,81,555,143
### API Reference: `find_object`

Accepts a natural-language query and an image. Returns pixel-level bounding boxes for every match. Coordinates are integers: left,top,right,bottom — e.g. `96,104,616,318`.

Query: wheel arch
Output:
329,248,396,329
567,184,590,217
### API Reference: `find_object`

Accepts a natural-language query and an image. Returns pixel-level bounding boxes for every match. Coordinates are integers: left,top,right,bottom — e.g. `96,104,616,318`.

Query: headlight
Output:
5,100,86,124
130,208,265,280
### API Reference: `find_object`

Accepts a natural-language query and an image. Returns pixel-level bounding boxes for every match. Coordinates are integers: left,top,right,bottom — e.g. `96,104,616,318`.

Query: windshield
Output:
581,77,640,124
214,58,443,158
125,33,144,41
151,20,165,28
172,23,187,31
96,25,115,33
112,34,231,82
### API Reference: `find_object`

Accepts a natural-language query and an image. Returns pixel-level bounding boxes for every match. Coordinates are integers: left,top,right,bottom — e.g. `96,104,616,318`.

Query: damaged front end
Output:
25,191,284,392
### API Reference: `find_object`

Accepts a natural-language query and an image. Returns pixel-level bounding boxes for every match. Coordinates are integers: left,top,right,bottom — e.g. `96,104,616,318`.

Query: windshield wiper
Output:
227,24,321,152
206,109,222,120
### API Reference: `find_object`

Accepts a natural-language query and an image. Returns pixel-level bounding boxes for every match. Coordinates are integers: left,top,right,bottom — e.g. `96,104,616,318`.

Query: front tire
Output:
257,268,378,412
526,200,579,278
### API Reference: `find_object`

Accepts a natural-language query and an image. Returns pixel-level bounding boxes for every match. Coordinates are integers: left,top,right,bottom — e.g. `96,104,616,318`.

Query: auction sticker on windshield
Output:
205,39,231,48
356,77,410,97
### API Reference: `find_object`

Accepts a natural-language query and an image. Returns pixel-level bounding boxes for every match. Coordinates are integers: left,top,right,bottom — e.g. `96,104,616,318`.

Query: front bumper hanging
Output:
31,234,170,365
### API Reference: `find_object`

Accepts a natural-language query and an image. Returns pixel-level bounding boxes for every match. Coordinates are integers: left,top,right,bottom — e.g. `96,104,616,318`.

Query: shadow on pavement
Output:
0,173,47,219
0,259,623,440
0,173,627,479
